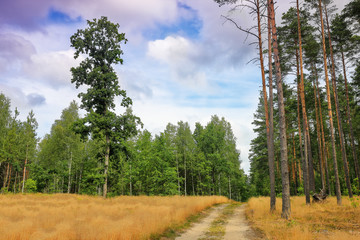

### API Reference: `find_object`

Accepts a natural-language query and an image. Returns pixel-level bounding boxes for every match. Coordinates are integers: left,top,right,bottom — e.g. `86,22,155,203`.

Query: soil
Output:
176,203,262,240
223,204,262,240
176,204,228,240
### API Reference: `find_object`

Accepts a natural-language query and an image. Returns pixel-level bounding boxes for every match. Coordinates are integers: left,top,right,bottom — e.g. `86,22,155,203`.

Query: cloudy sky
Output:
0,0,350,173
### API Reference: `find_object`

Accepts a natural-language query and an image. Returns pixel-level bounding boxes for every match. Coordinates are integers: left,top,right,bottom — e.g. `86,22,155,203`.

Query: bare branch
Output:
221,15,259,40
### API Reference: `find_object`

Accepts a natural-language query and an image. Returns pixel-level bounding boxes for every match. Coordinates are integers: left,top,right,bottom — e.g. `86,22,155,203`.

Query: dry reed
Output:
0,194,228,240
246,196,360,240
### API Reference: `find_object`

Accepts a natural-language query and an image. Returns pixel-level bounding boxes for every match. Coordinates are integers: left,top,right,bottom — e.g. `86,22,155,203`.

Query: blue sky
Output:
0,0,351,173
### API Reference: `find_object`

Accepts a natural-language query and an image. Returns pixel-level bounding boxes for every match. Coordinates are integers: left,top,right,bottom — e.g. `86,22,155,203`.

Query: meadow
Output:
246,196,360,240
0,194,228,240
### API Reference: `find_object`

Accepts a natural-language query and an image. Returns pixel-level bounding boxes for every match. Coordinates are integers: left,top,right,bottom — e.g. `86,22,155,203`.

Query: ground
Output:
175,203,262,240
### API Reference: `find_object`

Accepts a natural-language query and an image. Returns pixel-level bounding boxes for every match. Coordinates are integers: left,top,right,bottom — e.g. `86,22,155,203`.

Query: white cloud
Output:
148,36,195,63
147,36,210,88
23,49,79,87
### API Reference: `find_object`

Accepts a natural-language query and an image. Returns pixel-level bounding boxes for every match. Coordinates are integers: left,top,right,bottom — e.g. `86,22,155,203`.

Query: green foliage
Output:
350,197,359,208
0,93,39,194
24,179,37,193
344,0,360,24
352,178,359,195
297,184,304,195
70,17,141,197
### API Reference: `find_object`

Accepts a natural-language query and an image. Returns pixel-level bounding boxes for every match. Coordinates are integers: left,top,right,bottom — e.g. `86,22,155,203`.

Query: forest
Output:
0,95,248,200
246,0,360,219
0,0,360,221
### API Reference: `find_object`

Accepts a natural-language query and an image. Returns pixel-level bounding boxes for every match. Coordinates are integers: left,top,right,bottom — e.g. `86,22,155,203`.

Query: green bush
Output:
24,179,37,193
297,184,304,195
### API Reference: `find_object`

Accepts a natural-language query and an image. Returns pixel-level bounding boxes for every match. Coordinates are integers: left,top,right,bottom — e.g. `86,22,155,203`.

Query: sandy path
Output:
176,203,260,240
175,204,228,240
224,204,260,240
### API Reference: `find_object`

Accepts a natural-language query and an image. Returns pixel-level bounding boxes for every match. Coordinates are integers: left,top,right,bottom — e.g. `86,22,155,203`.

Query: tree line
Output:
0,95,248,201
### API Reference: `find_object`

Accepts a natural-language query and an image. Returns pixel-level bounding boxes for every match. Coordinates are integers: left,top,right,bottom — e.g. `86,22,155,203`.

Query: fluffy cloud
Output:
23,49,79,87
147,36,209,88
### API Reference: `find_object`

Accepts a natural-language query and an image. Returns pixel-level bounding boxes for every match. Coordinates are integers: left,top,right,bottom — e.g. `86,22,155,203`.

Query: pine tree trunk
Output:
314,67,331,195
255,0,276,211
341,50,360,190
296,46,310,204
297,92,304,187
318,0,342,205
103,134,110,198
292,133,298,195
267,0,276,212
324,3,353,198
293,134,301,186
297,0,315,195
269,0,291,219
312,65,326,191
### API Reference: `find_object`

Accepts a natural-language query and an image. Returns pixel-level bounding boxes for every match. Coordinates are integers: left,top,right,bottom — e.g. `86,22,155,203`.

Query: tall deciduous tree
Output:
70,16,135,198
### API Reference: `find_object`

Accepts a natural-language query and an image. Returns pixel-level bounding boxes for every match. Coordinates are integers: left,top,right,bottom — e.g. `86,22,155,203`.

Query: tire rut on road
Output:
175,204,228,240
224,204,260,240
176,203,261,240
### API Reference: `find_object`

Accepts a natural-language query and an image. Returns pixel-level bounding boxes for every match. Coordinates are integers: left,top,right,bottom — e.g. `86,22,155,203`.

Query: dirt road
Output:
176,203,261,240
176,204,228,240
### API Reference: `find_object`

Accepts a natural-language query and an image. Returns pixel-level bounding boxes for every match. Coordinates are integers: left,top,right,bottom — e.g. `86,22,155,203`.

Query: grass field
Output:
0,194,228,240
246,196,360,240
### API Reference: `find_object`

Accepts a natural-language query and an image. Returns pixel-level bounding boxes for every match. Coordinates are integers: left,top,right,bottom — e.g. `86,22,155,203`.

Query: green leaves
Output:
70,16,127,114
70,16,135,136
70,16,140,197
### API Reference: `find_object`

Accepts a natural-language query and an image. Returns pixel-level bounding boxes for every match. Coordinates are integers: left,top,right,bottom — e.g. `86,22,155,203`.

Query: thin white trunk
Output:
130,159,133,196
176,155,180,195
22,145,29,193
67,150,72,194
228,175,231,199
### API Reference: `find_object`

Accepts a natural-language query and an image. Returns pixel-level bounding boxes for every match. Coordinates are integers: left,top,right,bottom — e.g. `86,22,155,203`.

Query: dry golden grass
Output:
0,194,228,240
246,196,360,240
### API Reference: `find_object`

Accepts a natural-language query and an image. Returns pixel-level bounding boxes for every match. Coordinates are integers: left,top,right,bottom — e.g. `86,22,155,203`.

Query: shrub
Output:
24,179,37,193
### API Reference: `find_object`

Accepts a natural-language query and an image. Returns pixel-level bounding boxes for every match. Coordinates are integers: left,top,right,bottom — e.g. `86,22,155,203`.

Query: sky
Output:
0,0,350,173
